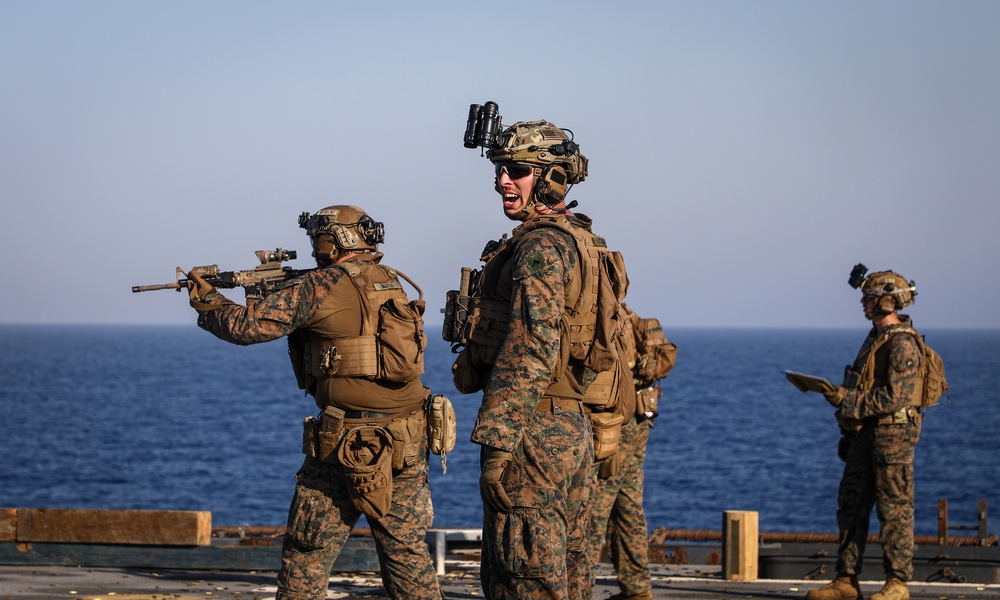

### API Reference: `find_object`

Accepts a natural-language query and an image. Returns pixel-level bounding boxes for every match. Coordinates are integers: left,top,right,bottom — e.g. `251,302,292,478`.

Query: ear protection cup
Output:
878,295,897,313
312,235,339,266
534,165,569,204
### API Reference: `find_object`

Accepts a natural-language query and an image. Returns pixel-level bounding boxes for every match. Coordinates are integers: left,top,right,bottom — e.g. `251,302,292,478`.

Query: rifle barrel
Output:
131,283,183,293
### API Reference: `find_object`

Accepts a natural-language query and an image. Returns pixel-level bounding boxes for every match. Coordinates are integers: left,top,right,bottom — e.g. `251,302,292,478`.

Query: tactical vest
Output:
846,321,924,409
453,215,628,401
292,262,426,395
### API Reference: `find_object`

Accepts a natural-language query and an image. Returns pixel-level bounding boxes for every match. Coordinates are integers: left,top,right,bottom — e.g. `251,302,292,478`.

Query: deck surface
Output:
1,562,997,600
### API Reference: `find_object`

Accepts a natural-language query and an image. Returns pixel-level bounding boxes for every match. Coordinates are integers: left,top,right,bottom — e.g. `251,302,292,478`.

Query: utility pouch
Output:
583,368,619,410
317,406,346,464
589,410,625,461
635,385,661,419
386,411,424,472
302,416,319,459
337,426,395,520
427,394,457,473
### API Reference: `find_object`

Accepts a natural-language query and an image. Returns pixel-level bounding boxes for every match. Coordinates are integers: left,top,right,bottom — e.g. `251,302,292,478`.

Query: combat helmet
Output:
488,120,589,207
298,205,384,264
861,270,917,314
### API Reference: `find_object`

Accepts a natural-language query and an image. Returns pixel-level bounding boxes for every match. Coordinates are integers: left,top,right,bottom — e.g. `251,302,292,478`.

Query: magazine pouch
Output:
301,416,319,459
317,405,346,464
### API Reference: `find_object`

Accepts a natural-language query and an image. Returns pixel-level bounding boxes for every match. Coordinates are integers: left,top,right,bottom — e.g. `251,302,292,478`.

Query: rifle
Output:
441,266,478,349
132,248,313,305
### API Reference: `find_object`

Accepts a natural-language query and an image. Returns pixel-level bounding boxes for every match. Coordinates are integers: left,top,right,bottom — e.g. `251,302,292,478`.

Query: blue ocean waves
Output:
1,324,996,537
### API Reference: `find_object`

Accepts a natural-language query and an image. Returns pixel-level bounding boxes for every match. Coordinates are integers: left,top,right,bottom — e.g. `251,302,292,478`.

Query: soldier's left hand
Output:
480,447,514,514
823,386,847,407
184,268,222,311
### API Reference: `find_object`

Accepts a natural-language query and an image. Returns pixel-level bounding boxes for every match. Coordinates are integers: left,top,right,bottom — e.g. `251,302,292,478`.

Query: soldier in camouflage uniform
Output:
186,205,443,600
451,119,627,599
587,306,677,600
806,270,925,600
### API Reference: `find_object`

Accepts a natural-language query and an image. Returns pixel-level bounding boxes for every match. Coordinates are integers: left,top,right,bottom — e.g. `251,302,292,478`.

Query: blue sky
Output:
1,1,997,328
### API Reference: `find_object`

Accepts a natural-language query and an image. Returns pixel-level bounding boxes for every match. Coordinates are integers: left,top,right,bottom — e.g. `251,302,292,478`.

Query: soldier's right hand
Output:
480,447,514,514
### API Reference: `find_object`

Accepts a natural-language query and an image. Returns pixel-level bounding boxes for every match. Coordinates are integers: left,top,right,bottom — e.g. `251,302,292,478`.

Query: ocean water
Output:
0,324,996,538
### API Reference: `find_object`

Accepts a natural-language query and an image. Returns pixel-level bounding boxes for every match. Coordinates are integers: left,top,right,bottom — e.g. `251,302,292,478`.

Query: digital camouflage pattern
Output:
833,320,923,583
195,260,351,344
192,254,441,600
470,217,601,599
838,320,923,421
585,306,672,599
279,432,441,600
470,226,587,452
480,405,593,600
587,417,652,598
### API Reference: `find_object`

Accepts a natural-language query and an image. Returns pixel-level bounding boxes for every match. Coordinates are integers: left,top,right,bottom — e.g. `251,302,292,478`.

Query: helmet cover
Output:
488,120,588,184
861,270,917,312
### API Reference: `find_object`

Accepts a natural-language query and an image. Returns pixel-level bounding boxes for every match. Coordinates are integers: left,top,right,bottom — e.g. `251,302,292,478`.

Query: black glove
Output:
480,447,514,514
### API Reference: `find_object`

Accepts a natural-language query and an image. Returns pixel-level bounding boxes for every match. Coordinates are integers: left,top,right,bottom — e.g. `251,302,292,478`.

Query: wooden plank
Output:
0,537,380,572
16,508,211,546
0,508,15,542
722,510,758,581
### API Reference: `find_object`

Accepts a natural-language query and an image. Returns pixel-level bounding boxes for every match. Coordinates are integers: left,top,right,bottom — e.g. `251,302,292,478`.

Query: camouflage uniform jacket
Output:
470,213,598,453
195,252,426,413
839,315,922,420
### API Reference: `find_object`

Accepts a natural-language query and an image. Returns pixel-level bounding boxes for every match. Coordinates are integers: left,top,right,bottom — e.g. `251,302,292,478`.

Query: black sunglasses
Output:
494,161,535,180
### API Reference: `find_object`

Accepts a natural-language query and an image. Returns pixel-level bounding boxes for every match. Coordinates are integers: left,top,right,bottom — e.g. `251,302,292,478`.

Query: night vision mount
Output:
848,263,868,289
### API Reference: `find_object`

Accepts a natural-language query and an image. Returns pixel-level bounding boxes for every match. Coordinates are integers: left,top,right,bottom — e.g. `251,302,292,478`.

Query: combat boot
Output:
805,573,863,600
869,578,908,600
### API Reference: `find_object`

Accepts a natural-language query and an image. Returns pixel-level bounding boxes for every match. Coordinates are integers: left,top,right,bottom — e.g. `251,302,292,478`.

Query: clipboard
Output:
784,370,838,394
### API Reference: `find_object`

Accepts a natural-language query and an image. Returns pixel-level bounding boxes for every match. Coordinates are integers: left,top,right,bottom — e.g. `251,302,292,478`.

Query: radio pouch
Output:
337,426,394,520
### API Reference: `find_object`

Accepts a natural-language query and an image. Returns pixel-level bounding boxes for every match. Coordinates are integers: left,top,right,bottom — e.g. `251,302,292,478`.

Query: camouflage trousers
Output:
480,400,594,600
835,416,921,582
587,418,652,597
276,431,442,600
